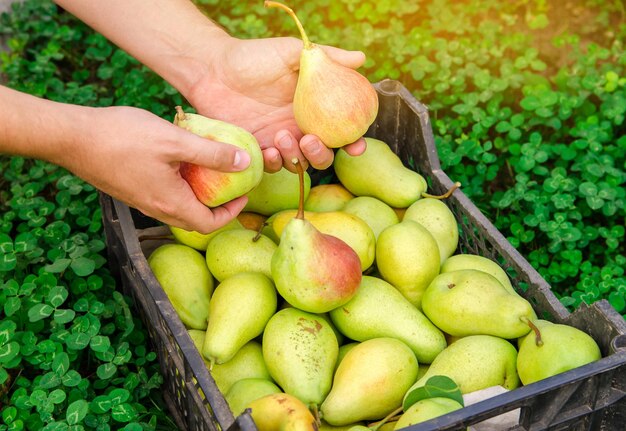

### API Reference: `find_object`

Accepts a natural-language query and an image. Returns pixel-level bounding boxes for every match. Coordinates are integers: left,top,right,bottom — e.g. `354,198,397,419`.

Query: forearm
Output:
0,84,88,165
54,0,231,97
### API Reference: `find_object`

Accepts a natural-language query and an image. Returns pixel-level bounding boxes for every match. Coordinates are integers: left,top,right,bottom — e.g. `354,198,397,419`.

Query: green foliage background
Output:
0,0,625,429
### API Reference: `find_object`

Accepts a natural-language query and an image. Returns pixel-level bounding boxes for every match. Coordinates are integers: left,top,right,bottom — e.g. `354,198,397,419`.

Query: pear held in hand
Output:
265,1,378,148
174,107,263,207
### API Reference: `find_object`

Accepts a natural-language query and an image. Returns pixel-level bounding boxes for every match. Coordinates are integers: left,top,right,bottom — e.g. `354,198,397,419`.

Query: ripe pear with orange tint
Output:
271,160,362,313
265,1,378,148
174,107,263,207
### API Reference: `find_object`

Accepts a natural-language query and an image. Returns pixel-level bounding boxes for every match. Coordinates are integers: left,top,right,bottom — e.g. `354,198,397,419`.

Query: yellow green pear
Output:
147,244,213,330
394,397,463,429
421,269,535,339
203,272,277,364
247,393,317,431
205,228,277,281
517,319,601,385
270,209,376,271
225,378,282,416
244,167,311,215
334,137,427,208
304,184,355,212
320,337,419,425
404,335,520,399
376,220,441,308
329,276,446,364
174,107,263,207
403,198,459,263
262,308,339,407
440,254,515,294
169,218,243,251
342,196,399,239
209,341,272,394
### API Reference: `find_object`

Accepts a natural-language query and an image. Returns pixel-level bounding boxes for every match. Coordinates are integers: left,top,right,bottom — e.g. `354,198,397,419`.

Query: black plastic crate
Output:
100,79,626,431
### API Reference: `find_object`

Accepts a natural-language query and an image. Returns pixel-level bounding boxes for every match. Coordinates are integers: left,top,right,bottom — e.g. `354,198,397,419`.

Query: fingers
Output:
273,129,309,172
299,134,334,170
165,194,249,234
319,45,366,69
342,137,367,156
262,147,283,173
174,129,251,173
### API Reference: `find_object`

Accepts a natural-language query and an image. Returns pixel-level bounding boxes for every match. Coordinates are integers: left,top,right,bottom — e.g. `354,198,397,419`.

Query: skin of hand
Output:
184,35,368,173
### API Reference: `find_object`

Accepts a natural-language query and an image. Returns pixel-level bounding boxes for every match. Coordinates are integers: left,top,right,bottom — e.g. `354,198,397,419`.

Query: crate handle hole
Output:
611,334,626,351
377,79,402,95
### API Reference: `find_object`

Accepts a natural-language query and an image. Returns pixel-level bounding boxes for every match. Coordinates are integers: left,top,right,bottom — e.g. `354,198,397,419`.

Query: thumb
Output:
175,129,252,172
319,45,366,70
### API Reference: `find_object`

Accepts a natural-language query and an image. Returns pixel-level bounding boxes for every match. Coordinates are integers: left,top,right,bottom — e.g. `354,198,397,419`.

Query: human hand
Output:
60,106,250,233
185,36,368,172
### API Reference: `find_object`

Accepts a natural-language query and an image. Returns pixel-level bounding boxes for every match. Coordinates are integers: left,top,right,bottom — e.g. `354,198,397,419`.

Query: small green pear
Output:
376,220,441,308
320,337,418,425
440,254,515,295
225,378,282,416
245,167,311,215
270,209,376,271
329,276,446,364
205,228,277,281
247,393,318,431
304,183,355,212
334,137,427,208
210,341,272,394
403,198,458,263
203,272,277,364
169,218,243,251
342,196,399,240
148,244,213,330
422,269,535,339
394,397,463,429
262,308,338,407
517,319,601,385
404,335,520,398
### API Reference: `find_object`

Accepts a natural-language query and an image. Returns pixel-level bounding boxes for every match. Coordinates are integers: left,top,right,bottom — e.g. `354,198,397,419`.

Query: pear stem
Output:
293,158,305,220
174,105,186,124
264,1,312,49
521,316,544,346
422,181,462,200
252,222,268,242
310,404,321,428
369,406,404,430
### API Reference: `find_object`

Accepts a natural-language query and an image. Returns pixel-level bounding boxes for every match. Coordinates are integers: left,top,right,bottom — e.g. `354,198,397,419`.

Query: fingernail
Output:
303,138,322,155
234,150,250,169
278,134,294,150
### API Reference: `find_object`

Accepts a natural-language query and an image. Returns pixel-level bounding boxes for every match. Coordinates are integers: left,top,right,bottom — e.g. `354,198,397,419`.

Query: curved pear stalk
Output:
421,182,462,200
520,316,544,346
264,1,379,148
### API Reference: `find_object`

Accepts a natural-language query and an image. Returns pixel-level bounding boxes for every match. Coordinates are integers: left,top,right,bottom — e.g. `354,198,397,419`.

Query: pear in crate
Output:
304,183,355,212
265,2,378,148
270,208,376,271
263,308,338,408
169,218,243,251
329,276,446,364
517,319,601,385
334,137,427,208
203,272,277,364
376,220,441,308
225,378,282,416
440,254,516,294
404,335,520,402
247,393,317,431
148,244,213,330
422,269,535,339
245,167,311,216
320,337,418,425
403,197,459,263
271,160,362,313
210,341,273,394
395,397,463,429
205,228,277,281
342,196,399,240
174,107,263,207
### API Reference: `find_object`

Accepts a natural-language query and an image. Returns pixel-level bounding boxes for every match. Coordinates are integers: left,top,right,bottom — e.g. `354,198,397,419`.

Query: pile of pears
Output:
148,136,602,431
